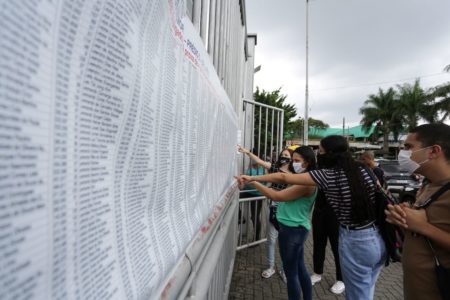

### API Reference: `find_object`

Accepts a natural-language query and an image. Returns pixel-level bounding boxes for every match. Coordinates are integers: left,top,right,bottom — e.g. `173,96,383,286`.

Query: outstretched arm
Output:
252,182,315,202
238,145,271,169
238,172,317,187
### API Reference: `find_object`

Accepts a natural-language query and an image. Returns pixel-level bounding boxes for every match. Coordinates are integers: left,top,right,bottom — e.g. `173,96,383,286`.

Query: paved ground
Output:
229,234,404,300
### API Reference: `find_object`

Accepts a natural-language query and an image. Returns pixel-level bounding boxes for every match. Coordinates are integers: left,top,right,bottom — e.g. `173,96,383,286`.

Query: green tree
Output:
285,118,303,140
424,65,450,122
444,64,450,73
424,82,450,122
396,79,427,130
253,87,296,156
254,87,297,128
360,87,401,155
285,117,329,140
309,117,330,129
424,65,450,123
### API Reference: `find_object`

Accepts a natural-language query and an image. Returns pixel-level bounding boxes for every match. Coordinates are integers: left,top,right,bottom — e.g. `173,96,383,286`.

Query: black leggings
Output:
312,207,342,281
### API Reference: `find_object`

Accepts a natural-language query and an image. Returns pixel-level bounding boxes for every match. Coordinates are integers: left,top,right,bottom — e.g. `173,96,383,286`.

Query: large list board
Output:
0,0,238,299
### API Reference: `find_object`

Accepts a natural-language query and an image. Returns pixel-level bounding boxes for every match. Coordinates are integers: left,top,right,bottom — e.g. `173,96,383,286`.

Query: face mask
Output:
398,147,430,174
279,157,290,165
293,162,305,174
317,153,333,169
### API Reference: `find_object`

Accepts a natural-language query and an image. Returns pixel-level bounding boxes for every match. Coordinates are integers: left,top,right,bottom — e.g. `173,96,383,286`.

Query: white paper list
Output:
0,0,238,299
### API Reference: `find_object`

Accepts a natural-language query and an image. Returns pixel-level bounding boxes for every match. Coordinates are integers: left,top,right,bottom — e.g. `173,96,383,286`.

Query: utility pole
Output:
303,0,309,146
343,117,345,136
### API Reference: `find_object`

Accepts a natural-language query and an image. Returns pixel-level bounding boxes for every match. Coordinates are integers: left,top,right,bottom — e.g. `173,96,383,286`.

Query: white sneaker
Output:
330,281,345,294
310,273,322,285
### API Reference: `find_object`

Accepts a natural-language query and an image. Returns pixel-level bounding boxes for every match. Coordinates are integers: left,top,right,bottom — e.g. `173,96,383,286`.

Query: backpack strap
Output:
361,164,379,186
425,236,442,266
421,182,450,209
421,182,450,266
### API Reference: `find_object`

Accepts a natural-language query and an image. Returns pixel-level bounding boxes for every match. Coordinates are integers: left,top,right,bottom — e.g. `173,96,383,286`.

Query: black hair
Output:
273,148,293,169
288,146,317,173
319,135,373,223
410,123,450,161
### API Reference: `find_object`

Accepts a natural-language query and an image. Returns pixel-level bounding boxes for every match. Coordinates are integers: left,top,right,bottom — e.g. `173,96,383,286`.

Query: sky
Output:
245,0,450,128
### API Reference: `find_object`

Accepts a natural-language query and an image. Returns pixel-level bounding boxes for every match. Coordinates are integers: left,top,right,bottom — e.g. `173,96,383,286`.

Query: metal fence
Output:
237,99,284,250
241,99,285,169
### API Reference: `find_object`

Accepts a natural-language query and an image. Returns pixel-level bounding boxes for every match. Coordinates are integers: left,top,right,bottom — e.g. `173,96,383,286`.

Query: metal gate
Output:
237,99,284,250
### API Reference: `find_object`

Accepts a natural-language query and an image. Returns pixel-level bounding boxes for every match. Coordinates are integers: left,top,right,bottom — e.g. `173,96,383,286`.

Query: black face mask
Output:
317,153,333,169
279,157,291,165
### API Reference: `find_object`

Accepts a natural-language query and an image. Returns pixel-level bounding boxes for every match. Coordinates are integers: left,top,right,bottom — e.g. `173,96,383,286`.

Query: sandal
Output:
279,270,287,283
261,267,276,278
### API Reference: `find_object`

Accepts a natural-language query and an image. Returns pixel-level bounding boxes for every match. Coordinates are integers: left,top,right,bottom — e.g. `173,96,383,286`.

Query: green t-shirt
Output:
276,189,317,230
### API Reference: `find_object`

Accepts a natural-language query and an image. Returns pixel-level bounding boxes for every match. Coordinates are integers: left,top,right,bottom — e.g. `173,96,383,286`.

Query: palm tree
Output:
396,79,427,130
444,64,450,73
421,66,450,122
360,87,401,155
424,82,450,122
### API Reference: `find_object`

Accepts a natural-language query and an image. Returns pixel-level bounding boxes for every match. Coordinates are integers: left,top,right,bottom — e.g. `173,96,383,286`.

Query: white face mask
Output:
398,147,430,174
293,162,306,174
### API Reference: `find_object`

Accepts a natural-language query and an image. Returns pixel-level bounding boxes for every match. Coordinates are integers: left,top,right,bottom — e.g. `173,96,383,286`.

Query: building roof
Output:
308,127,342,137
347,125,376,138
309,125,375,139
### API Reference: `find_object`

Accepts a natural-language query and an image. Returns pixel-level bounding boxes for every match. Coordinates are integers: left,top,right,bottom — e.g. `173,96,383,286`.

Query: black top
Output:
267,164,289,207
268,164,289,191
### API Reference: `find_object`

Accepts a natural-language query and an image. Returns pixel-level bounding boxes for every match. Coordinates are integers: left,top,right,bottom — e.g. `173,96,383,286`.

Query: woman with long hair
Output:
310,157,344,294
238,145,292,280
248,146,317,300
237,136,386,300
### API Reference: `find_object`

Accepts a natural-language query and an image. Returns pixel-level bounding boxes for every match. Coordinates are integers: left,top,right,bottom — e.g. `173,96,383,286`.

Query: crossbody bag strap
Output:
425,237,442,267
361,165,379,186
362,165,398,205
422,182,450,265
359,165,384,223
422,182,450,209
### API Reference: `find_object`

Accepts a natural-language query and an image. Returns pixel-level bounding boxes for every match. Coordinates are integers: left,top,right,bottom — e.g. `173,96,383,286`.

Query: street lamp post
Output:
303,0,309,146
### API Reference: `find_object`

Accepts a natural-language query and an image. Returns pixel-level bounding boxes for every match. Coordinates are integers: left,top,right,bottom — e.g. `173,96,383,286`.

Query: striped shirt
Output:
309,167,376,226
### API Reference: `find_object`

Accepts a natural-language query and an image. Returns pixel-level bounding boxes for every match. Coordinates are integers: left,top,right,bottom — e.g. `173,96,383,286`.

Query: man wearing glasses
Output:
385,123,450,300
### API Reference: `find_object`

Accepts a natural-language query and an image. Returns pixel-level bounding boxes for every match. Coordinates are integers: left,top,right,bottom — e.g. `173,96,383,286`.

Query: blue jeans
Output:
339,225,386,300
278,223,312,300
266,207,278,268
